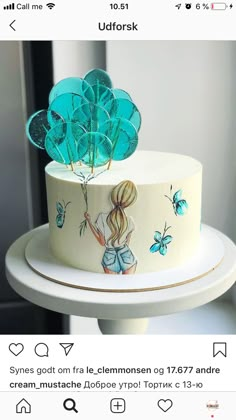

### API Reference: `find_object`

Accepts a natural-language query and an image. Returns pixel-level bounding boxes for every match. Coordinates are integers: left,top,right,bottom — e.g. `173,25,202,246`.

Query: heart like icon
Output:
157,399,173,412
9,343,24,356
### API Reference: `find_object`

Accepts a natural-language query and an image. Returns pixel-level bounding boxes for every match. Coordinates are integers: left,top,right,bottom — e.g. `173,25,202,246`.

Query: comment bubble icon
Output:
34,343,49,357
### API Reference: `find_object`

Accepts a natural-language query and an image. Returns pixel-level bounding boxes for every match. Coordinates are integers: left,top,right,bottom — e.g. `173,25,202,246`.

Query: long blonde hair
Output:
106,180,137,247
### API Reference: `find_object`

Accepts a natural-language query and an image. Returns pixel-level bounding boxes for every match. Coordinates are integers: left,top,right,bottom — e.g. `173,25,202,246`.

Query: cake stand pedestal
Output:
5,225,236,334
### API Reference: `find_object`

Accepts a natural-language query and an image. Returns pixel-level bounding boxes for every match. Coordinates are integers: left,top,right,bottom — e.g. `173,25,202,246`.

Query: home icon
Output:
16,398,31,414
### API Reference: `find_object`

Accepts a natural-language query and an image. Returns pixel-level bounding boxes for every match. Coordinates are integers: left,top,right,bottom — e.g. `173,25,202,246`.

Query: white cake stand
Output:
5,225,236,334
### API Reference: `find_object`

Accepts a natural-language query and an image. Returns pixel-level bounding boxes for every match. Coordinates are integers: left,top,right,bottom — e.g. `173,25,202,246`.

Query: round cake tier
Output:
45,151,202,274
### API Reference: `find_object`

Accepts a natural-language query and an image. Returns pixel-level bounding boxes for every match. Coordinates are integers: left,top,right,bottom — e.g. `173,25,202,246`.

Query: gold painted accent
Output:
24,255,223,294
107,159,112,170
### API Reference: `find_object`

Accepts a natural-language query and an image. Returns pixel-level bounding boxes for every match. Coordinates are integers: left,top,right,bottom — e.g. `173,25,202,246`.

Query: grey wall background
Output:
107,41,236,242
0,42,30,302
0,41,68,333
0,41,46,332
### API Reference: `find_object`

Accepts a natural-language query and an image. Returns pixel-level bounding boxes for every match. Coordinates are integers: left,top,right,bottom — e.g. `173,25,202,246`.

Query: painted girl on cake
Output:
84,180,138,275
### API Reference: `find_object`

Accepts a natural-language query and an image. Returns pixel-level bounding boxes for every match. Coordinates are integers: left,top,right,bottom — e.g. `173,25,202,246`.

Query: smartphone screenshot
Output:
0,1,236,418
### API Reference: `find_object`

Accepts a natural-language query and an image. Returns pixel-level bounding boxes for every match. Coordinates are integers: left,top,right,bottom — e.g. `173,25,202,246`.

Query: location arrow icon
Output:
60,343,74,356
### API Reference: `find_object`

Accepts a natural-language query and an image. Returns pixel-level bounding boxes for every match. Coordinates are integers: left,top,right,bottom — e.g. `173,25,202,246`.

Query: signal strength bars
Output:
3,2,15,9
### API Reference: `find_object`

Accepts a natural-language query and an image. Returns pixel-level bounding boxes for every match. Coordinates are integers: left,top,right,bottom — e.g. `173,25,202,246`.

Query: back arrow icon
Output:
10,20,16,31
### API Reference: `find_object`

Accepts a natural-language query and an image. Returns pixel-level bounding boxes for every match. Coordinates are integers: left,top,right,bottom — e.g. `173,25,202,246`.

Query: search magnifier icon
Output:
63,398,78,413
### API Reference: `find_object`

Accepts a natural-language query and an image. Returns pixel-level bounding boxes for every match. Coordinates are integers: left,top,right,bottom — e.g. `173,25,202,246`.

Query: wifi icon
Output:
46,2,55,9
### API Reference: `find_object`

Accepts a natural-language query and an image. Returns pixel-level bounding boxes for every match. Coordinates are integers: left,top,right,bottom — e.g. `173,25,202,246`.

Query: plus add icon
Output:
110,398,126,413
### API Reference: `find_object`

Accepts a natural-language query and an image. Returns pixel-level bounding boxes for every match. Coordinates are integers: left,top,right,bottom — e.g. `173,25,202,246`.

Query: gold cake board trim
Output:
25,257,223,294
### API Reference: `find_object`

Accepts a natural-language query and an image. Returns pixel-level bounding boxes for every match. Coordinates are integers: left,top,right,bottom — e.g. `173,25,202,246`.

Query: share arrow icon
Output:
60,343,74,356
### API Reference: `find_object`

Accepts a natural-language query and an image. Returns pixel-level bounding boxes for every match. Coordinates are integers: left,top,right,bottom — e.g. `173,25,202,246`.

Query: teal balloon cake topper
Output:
79,132,112,171
112,88,132,101
49,77,95,104
45,122,86,169
25,68,141,172
104,98,141,132
91,84,114,108
49,93,88,122
72,103,110,132
26,109,63,149
84,68,113,89
100,118,138,167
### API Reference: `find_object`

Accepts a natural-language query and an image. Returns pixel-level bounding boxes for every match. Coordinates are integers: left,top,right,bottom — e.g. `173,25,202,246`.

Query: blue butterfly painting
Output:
56,200,71,228
165,185,188,216
150,223,173,256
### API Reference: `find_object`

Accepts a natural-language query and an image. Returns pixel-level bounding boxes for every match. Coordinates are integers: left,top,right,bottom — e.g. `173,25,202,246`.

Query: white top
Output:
45,151,202,185
95,212,135,248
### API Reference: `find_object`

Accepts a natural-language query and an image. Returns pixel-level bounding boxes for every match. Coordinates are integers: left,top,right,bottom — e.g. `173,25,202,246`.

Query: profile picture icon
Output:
206,400,219,417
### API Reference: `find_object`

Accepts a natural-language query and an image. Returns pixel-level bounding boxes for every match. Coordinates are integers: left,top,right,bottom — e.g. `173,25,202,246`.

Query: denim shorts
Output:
102,244,136,273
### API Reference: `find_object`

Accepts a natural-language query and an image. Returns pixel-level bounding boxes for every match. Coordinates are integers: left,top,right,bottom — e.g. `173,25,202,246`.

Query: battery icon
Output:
211,3,227,9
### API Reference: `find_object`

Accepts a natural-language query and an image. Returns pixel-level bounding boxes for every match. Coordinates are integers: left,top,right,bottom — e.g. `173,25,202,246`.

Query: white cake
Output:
45,150,202,274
